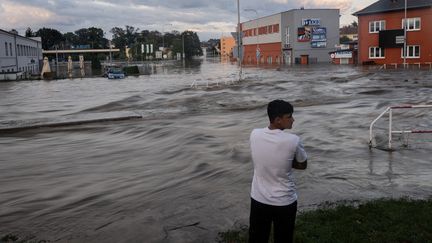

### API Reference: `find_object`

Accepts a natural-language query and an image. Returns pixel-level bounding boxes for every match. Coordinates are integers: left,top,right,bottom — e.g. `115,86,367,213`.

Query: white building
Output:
0,29,43,76
241,8,340,65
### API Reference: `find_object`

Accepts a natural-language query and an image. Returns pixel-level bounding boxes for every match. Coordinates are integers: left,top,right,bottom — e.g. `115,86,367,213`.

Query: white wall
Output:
242,13,281,45
0,30,42,74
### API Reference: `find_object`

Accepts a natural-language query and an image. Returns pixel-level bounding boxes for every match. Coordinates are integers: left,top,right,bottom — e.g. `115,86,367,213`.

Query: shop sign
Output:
311,27,326,48
311,41,326,48
302,18,321,26
334,51,352,58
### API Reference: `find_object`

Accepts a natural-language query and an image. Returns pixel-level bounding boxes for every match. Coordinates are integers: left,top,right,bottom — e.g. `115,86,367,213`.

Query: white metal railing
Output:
369,104,432,149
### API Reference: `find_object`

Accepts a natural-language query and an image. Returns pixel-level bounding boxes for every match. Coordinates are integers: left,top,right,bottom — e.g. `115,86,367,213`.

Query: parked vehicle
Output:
107,68,125,79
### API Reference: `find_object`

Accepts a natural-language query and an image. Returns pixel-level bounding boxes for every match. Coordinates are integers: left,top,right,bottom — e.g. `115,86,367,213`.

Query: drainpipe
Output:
14,34,18,73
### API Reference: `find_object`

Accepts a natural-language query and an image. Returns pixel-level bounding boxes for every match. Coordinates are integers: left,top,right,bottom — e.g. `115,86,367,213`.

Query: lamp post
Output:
109,40,112,64
244,8,259,66
182,32,185,60
237,0,242,80
55,45,58,78
403,0,407,68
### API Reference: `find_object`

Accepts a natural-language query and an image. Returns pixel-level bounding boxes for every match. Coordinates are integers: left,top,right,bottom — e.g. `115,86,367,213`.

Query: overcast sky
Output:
1,0,377,41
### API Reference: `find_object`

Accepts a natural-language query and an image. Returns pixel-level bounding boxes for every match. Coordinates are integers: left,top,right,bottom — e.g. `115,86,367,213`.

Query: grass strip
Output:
218,198,432,243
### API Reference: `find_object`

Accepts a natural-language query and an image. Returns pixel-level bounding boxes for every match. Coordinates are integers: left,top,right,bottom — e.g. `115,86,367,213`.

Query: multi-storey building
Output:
220,36,236,57
0,29,43,74
241,8,339,65
353,0,432,65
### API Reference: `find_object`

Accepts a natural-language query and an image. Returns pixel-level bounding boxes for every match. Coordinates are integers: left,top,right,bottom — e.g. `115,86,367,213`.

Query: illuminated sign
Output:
311,27,327,48
334,51,352,58
302,18,321,26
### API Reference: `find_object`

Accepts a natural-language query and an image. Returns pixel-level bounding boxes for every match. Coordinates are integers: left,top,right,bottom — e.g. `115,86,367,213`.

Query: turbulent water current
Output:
1,59,431,242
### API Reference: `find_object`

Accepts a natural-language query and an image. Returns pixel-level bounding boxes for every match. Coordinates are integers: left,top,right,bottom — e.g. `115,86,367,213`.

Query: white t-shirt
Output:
250,127,307,206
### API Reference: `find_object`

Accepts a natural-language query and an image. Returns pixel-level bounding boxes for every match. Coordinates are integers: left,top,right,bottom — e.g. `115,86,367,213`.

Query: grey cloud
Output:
4,0,356,40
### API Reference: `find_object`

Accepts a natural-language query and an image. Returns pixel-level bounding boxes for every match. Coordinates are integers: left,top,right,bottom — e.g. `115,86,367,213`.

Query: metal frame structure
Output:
369,105,432,149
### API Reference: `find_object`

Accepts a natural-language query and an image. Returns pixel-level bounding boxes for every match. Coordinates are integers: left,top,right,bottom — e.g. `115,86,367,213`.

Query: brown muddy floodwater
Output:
1,59,431,242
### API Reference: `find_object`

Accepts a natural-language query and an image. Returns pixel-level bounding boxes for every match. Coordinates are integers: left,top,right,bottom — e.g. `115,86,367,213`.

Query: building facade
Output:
0,29,43,74
241,9,340,65
220,36,236,57
354,0,432,65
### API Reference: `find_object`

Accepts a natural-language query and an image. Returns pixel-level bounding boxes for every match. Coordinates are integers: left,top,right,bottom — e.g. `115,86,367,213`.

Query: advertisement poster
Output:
311,27,327,48
297,27,311,42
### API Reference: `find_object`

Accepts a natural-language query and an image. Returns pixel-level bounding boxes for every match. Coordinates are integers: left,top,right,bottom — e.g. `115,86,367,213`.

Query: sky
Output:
0,0,377,41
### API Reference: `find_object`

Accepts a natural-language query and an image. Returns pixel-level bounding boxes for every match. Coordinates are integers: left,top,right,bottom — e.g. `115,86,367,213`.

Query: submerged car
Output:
107,69,125,79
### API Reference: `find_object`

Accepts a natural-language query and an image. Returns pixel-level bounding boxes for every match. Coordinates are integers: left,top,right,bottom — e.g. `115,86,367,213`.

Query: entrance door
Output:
283,50,292,65
340,58,349,65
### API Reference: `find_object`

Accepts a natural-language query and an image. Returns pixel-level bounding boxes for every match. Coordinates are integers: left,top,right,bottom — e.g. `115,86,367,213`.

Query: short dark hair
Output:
267,100,293,122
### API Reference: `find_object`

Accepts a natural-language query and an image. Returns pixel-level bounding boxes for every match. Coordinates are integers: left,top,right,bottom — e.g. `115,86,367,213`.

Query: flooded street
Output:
1,59,431,242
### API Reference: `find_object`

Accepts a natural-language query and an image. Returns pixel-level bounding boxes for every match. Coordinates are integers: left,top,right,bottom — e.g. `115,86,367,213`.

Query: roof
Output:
340,26,358,34
353,0,432,16
0,29,42,43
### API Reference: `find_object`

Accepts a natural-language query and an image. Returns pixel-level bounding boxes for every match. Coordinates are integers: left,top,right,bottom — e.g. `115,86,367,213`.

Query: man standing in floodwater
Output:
249,99,307,243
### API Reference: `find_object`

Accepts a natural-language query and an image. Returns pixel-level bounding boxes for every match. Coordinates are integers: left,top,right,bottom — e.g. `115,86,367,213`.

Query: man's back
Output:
250,127,306,206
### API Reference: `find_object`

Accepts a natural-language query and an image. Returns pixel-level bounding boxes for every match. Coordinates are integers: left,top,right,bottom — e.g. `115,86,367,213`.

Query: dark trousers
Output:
249,198,297,243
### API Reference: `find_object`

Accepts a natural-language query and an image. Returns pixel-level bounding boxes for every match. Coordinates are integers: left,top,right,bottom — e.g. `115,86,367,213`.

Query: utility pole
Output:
403,0,407,68
237,0,242,80
182,33,185,59
55,45,58,78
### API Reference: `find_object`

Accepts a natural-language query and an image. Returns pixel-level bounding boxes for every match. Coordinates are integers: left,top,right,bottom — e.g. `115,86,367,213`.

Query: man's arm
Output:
292,157,307,170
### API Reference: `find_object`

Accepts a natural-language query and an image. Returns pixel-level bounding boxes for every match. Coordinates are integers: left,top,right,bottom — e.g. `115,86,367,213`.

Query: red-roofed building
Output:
353,0,432,66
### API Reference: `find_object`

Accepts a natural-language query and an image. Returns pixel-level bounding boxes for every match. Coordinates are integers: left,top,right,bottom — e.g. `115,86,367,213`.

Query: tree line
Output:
24,26,203,60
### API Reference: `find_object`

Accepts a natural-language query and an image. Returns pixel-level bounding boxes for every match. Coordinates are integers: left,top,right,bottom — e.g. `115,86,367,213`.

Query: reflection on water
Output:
1,58,431,242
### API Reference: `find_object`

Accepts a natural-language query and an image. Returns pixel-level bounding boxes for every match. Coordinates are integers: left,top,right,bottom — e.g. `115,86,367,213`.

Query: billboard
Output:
311,27,327,48
297,27,311,42
302,18,321,26
379,29,404,48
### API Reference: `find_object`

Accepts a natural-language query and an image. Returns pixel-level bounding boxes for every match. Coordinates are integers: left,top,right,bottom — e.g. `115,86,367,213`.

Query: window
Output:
285,27,290,45
267,56,272,64
402,17,421,31
402,45,420,58
369,47,385,58
369,20,385,33
273,24,279,33
9,43,12,56
5,42,8,56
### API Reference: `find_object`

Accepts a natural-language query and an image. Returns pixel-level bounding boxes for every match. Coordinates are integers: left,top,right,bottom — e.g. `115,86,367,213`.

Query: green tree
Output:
63,32,79,48
25,27,34,37
171,31,202,59
340,35,351,43
35,28,64,50
111,26,139,49
74,27,107,48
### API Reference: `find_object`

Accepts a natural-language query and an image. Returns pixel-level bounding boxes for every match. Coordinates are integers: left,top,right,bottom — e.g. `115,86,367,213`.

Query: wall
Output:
289,9,340,63
0,30,42,73
0,32,17,72
358,8,432,64
242,13,281,45
220,37,236,57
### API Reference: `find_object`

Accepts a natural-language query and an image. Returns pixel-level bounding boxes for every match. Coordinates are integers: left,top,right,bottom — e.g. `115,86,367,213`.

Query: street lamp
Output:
403,0,407,68
182,32,185,59
244,8,259,66
237,0,242,81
